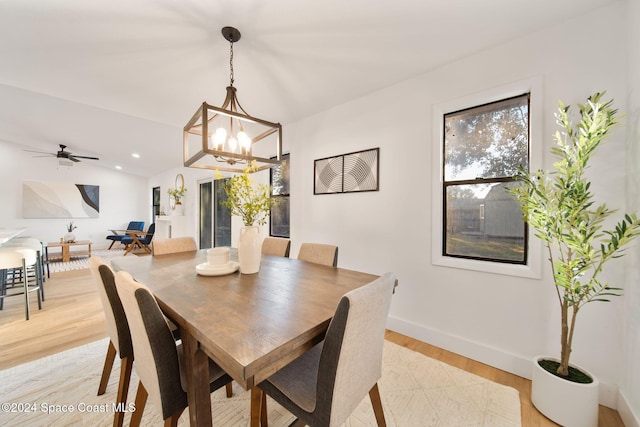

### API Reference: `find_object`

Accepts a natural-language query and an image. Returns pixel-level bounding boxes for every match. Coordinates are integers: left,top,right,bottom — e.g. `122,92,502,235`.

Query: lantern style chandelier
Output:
183,26,282,173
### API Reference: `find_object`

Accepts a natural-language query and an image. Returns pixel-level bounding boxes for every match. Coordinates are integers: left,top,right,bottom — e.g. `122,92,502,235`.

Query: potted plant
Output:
511,92,640,426
167,186,186,205
217,161,278,274
64,221,77,243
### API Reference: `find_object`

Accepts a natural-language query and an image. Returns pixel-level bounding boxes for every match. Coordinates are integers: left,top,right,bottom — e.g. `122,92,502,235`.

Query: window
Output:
152,186,160,219
270,153,290,238
443,94,529,264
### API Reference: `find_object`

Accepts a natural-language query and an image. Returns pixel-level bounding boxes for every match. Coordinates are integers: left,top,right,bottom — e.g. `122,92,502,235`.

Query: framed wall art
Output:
314,148,379,194
23,181,100,218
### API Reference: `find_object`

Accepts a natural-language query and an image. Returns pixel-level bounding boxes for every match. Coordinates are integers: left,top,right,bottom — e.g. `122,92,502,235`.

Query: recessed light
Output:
115,165,122,170
132,153,140,158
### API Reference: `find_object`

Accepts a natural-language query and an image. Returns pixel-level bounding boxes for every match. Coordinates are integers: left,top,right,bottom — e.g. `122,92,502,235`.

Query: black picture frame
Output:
314,148,379,194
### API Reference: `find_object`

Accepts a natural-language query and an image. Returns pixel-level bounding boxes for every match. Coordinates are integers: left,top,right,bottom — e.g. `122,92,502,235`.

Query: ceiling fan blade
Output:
32,154,56,158
68,156,81,162
72,155,100,160
23,149,54,155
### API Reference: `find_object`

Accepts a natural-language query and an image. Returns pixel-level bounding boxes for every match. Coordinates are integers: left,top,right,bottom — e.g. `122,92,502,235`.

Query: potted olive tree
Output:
511,92,640,427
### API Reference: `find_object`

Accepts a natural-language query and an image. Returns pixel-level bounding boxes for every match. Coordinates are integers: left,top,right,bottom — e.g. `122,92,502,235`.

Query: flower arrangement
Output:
216,161,277,226
66,221,77,232
167,186,187,203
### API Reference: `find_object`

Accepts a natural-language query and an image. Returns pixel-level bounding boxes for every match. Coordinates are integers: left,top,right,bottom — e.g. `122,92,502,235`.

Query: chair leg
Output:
22,261,29,321
164,408,185,427
98,341,117,395
130,381,148,427
225,382,233,398
108,240,116,250
369,383,387,427
113,356,133,427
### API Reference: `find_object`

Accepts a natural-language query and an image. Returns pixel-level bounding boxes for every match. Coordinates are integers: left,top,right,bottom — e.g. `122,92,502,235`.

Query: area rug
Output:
48,249,126,273
0,339,521,426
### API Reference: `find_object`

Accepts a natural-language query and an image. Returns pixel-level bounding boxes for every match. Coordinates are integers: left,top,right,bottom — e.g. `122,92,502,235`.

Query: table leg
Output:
251,387,265,427
62,245,70,263
181,331,213,427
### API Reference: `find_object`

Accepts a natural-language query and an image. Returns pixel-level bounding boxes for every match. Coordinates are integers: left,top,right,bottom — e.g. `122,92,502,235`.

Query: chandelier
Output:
183,26,282,173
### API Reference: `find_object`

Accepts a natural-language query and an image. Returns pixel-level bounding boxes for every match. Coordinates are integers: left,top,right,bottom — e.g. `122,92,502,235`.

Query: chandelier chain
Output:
229,41,235,86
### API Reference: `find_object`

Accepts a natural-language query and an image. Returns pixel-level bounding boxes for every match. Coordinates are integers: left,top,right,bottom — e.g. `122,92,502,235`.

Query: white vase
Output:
173,202,184,216
63,232,76,243
238,226,261,274
531,356,599,427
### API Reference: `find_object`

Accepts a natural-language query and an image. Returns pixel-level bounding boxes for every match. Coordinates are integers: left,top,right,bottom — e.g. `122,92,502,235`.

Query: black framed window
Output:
443,93,529,264
152,186,160,219
270,153,290,238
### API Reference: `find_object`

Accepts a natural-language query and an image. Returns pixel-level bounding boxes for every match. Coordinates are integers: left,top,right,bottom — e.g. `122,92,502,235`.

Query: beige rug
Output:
0,339,521,426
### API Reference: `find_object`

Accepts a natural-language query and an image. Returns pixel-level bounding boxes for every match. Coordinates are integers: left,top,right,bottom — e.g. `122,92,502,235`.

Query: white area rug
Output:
48,249,126,273
0,339,521,426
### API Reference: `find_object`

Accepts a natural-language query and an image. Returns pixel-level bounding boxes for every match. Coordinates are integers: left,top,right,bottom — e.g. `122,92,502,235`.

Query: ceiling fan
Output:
25,144,100,163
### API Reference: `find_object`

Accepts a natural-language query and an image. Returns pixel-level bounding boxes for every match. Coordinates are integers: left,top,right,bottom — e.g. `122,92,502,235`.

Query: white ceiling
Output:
0,0,617,176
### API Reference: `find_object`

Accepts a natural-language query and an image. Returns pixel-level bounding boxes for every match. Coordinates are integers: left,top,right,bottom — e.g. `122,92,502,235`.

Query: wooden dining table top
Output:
110,249,379,390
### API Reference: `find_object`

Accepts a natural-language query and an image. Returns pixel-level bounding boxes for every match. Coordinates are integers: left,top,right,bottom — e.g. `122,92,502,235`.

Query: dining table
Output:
110,249,380,426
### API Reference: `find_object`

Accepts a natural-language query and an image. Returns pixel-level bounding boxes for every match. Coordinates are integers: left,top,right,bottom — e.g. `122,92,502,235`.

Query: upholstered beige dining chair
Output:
114,270,233,426
258,272,396,426
89,256,133,427
261,237,291,257
297,243,338,267
152,237,197,256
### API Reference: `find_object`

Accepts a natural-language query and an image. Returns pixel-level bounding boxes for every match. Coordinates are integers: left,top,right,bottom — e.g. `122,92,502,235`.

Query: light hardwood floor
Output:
0,268,625,427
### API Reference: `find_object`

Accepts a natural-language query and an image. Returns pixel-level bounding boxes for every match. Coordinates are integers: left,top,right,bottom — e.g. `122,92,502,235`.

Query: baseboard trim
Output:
618,389,640,427
387,315,619,409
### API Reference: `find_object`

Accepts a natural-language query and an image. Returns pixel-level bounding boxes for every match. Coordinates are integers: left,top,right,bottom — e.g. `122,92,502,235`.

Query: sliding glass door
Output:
198,178,231,248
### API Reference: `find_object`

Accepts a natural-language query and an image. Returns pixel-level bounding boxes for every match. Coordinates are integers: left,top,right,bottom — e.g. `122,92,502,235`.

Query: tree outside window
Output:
443,93,529,263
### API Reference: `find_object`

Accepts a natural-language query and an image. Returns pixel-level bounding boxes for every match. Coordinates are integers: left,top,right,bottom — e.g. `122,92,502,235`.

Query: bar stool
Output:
4,238,46,301
0,247,43,320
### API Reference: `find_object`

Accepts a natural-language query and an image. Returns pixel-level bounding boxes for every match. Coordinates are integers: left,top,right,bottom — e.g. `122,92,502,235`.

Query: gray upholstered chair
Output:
261,237,291,257
152,237,197,256
114,270,233,426
257,272,396,426
88,256,133,427
297,243,338,267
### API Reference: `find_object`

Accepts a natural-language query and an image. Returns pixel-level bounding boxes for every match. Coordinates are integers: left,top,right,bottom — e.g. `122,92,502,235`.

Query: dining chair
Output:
114,270,233,426
261,237,291,257
106,221,145,250
88,256,133,427
257,272,396,426
0,247,42,320
152,237,197,256
297,243,338,267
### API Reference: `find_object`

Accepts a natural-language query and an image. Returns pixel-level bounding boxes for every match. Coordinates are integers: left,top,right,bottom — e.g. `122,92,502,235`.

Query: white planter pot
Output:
531,356,599,427
63,232,76,243
238,226,261,274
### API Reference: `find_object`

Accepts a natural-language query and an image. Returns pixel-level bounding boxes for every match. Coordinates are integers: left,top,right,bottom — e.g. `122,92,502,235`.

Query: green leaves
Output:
216,161,277,227
510,92,637,311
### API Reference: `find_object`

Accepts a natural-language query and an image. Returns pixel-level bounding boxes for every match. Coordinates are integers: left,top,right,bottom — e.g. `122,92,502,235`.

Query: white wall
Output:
622,0,640,425
288,1,632,411
0,140,148,249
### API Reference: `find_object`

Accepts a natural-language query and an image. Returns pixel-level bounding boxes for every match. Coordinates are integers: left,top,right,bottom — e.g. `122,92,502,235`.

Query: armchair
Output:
121,223,155,255
106,221,145,250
